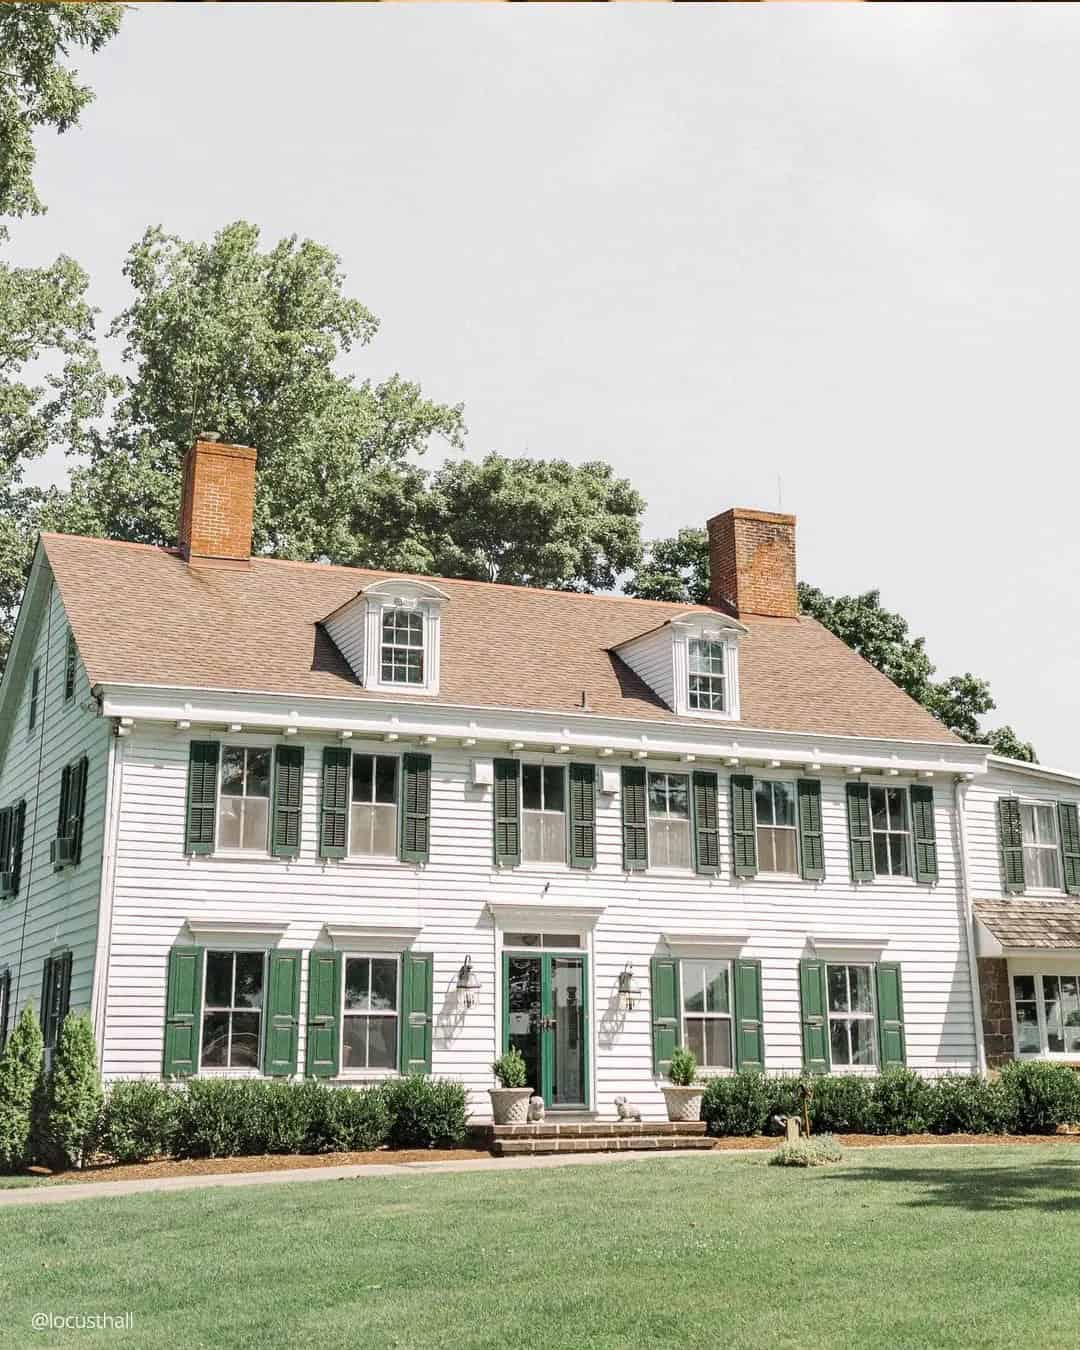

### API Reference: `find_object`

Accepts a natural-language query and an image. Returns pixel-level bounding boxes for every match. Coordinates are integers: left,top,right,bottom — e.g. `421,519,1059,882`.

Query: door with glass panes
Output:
502,935,588,1109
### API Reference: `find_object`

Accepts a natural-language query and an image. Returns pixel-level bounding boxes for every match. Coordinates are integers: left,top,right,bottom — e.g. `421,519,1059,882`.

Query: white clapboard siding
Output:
100,730,978,1119
0,584,110,1030
965,763,1080,901
613,628,675,710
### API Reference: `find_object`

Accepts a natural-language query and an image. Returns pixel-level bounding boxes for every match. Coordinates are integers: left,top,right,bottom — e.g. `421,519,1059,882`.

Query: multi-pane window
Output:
28,664,39,732
1021,804,1060,889
648,772,691,868
688,639,726,712
522,764,566,863
201,950,264,1069
342,955,399,1069
871,787,910,877
681,960,733,1069
1012,972,1080,1057
755,780,797,873
381,608,425,685
218,746,271,851
350,754,398,856
64,631,77,702
40,953,71,1052
827,964,877,1067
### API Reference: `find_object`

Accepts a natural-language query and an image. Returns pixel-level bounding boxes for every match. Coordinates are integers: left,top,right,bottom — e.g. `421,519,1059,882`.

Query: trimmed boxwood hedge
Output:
702,1064,1080,1138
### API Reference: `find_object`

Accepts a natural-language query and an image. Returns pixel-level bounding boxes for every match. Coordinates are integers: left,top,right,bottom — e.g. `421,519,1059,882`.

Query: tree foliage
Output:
42,1012,103,1170
0,1003,44,1171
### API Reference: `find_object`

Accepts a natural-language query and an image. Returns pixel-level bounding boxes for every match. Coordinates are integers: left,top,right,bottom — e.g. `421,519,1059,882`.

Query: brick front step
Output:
491,1120,707,1139
493,1135,715,1157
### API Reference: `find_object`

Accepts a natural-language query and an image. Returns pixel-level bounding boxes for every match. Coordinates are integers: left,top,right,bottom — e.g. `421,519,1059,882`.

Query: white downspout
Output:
90,732,125,1073
954,774,987,1077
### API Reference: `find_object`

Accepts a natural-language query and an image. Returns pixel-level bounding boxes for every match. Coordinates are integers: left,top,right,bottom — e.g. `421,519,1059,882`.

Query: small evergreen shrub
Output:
770,1135,844,1168
44,1013,104,1170
868,1069,931,1135
0,1005,44,1172
312,1084,391,1153
926,1075,1009,1136
382,1077,469,1148
809,1074,874,1134
173,1079,264,1159
999,1061,1080,1134
668,1047,697,1086
701,1072,778,1136
250,1080,321,1154
491,1048,528,1089
101,1080,179,1163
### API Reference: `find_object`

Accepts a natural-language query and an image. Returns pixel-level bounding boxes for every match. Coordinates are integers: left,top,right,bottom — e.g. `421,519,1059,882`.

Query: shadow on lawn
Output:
826,1160,1080,1214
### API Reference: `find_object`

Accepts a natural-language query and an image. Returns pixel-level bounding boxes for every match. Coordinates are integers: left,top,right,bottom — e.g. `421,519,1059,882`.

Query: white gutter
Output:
89,734,124,1069
954,775,988,1077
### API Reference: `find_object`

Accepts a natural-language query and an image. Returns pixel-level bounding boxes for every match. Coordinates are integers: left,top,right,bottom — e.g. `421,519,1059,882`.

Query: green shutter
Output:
875,963,906,1068
1059,803,1080,895
910,784,938,884
263,948,301,1075
185,741,220,856
799,958,830,1073
0,808,10,894
64,630,77,701
56,764,71,844
493,758,520,866
305,951,341,1078
569,763,597,869
846,782,874,881
733,959,764,1071
730,774,757,878
797,779,825,881
692,771,721,876
621,766,648,872
9,801,25,895
69,757,88,863
399,951,434,1075
997,797,1025,894
271,745,304,858
0,968,10,1049
39,957,52,1041
650,956,680,1076
319,746,350,859
400,753,432,864
162,946,203,1077
55,952,71,1028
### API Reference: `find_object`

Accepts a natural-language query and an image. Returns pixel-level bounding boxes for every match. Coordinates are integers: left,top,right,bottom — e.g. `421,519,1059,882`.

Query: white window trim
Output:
215,743,273,857
671,621,741,721
646,769,694,872
198,948,267,1075
339,950,402,1078
753,776,800,878
519,757,569,868
1008,961,1080,1061
360,582,446,696
344,747,401,862
825,961,879,1073
1019,799,1063,894
679,957,735,1076
869,783,913,880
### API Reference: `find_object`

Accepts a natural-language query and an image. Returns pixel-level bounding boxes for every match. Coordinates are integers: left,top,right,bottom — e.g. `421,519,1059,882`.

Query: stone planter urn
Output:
489,1087,535,1125
662,1085,704,1123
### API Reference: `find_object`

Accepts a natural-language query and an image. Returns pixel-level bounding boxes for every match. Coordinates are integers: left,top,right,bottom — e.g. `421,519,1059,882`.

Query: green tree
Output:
622,525,709,605
0,1004,44,1171
421,453,644,590
42,1011,103,1170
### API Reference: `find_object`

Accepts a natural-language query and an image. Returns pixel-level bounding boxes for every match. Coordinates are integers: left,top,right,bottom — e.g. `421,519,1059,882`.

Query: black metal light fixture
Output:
617,962,640,1013
457,955,481,1009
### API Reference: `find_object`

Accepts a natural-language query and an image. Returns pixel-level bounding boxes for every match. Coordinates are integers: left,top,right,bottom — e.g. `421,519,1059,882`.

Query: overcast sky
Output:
11,3,1080,768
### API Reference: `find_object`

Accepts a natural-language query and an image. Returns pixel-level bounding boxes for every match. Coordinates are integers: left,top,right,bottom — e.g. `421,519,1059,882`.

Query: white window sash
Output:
340,953,401,1072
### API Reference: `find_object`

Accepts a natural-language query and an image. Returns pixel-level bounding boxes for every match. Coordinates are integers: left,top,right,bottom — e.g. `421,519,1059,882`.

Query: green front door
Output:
502,952,589,1108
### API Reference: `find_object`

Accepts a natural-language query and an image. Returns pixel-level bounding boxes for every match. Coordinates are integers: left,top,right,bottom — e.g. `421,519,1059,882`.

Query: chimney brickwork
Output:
178,439,257,565
707,507,797,618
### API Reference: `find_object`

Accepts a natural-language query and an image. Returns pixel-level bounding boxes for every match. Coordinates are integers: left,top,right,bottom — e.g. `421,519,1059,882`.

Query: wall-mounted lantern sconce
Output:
457,955,481,1009
617,963,640,1013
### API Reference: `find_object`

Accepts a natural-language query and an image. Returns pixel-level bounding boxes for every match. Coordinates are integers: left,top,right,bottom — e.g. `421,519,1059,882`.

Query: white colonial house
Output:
1,437,1077,1122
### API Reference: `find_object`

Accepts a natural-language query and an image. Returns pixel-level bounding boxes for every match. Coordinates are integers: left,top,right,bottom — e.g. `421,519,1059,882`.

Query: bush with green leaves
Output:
43,1013,104,1169
701,1072,785,1136
668,1047,697,1087
0,1005,44,1172
172,1079,264,1159
382,1077,469,1149
491,1048,528,1089
926,1074,1010,1136
867,1069,931,1135
770,1135,844,1168
313,1084,392,1153
999,1061,1080,1134
100,1080,179,1163
809,1074,875,1134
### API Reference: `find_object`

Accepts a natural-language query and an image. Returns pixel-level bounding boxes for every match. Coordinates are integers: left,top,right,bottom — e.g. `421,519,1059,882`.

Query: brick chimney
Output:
177,437,257,567
707,508,797,618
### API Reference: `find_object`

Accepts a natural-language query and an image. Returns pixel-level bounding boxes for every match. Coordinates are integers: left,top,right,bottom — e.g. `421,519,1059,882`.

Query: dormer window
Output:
688,639,726,712
322,578,448,697
381,608,425,685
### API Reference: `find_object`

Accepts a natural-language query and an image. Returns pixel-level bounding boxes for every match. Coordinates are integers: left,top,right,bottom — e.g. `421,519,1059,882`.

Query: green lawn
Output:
4,1147,1080,1349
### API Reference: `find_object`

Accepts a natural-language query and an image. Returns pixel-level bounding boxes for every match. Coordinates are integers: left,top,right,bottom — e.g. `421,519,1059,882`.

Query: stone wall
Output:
979,957,1015,1068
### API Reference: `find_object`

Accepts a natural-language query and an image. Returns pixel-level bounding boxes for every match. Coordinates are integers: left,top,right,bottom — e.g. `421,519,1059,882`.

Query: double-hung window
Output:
648,772,691,868
688,639,726,712
218,747,271,851
350,753,398,857
681,960,733,1070
755,780,797,873
201,950,264,1069
827,964,877,1067
871,786,911,877
1012,971,1080,1057
342,955,399,1070
1021,804,1060,888
381,608,425,685
522,764,566,863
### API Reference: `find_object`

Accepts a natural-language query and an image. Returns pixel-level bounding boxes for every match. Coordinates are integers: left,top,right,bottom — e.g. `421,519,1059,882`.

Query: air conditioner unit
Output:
50,836,76,867
0,871,13,897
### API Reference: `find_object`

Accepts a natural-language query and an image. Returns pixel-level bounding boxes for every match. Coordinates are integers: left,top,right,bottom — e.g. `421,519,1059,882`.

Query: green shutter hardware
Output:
846,782,874,882
319,746,350,860
493,758,521,867
399,951,434,1075
798,958,830,1073
621,766,648,872
400,753,432,864
910,784,939,884
305,951,342,1078
649,957,680,1076
997,797,1025,894
162,946,204,1077
185,741,220,856
797,779,825,881
730,774,757,878
271,745,304,859
264,949,301,1075
733,959,764,1072
1058,803,1080,896
569,763,597,869
875,963,907,1068
692,771,721,876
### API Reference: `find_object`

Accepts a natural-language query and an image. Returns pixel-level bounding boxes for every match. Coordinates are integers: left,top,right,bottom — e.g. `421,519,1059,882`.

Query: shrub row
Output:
701,1063,1080,1138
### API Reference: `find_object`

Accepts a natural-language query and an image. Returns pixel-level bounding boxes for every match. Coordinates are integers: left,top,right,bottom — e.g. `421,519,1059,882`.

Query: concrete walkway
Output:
0,1146,743,1207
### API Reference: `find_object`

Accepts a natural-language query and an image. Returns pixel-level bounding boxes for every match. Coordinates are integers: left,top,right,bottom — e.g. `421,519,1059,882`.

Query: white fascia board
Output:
487,899,607,927
986,755,1080,790
662,931,751,952
324,922,422,948
186,917,290,942
95,681,990,775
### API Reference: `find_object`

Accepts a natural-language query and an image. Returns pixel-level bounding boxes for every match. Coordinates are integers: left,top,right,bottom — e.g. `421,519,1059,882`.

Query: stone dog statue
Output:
527,1095,545,1122
614,1096,642,1121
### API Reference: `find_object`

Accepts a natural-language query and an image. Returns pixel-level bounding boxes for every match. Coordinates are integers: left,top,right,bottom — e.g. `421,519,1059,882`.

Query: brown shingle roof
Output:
41,533,958,743
975,900,1080,950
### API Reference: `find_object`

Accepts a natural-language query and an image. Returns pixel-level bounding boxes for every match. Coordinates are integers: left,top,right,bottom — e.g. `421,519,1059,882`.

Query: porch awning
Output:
974,899,1080,956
